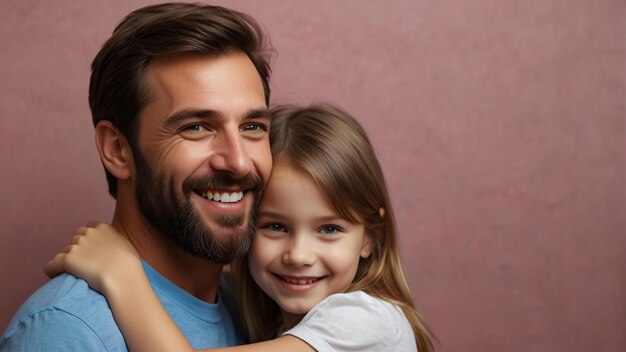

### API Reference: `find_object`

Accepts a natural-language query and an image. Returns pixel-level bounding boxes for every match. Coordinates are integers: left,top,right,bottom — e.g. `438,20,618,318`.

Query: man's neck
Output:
110,204,222,304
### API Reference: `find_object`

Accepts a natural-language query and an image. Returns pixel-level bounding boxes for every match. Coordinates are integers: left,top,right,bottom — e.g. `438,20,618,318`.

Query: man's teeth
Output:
283,277,319,285
199,191,244,203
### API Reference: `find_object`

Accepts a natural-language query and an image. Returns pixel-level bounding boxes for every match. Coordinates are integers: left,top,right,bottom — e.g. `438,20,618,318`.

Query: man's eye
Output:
319,225,339,235
241,123,267,132
183,124,206,133
266,223,286,232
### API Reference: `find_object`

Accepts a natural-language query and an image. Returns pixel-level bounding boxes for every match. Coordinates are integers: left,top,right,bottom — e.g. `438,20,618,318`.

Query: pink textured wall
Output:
1,1,624,351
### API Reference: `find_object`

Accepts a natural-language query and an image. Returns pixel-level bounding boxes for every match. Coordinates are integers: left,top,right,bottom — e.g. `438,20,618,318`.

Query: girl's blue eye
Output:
266,223,286,232
320,226,339,235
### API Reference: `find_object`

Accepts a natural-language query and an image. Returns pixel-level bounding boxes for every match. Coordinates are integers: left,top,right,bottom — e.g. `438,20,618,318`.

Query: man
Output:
1,3,273,350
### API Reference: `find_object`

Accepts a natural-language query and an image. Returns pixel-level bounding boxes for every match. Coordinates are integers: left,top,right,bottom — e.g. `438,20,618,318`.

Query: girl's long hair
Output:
234,104,435,351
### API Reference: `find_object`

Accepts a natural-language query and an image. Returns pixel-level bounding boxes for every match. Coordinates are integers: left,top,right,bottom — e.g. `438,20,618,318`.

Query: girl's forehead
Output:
261,163,330,211
262,162,364,224
267,161,310,185
266,163,316,192
270,159,302,174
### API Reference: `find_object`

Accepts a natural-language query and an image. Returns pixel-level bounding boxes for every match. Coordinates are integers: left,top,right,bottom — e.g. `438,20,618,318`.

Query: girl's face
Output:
249,162,373,328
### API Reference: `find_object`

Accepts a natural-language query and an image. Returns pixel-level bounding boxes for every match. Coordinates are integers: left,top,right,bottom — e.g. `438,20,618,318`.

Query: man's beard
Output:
133,150,263,264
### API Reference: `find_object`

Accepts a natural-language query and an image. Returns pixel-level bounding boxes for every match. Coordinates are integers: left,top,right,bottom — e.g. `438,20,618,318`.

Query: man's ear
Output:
95,120,134,180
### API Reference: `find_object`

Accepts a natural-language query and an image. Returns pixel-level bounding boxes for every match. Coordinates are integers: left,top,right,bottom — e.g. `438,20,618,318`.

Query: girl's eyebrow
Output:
256,210,285,219
258,210,349,224
315,215,349,223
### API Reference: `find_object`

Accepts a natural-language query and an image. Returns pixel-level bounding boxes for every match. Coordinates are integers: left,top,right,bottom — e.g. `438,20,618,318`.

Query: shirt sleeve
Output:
1,309,108,351
283,292,406,352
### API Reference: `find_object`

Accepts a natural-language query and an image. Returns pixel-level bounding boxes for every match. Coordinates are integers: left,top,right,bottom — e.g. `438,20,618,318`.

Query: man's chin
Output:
182,195,257,262
171,227,250,263
194,207,248,233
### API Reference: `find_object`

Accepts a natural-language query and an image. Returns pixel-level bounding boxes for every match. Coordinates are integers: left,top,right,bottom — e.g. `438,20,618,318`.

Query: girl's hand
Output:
44,222,141,296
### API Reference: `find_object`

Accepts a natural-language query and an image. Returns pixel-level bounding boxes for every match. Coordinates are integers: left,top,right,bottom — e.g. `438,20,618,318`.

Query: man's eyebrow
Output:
246,107,270,120
164,109,219,128
164,107,270,128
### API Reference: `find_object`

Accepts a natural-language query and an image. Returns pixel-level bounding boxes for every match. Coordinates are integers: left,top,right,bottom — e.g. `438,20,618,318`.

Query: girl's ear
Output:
95,120,134,180
360,233,374,259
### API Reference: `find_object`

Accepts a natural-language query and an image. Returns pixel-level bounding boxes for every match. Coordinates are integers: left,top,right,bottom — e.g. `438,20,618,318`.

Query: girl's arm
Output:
44,223,314,352
45,223,194,352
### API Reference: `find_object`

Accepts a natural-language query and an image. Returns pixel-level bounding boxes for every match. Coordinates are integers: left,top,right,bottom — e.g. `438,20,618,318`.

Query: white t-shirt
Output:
283,291,417,352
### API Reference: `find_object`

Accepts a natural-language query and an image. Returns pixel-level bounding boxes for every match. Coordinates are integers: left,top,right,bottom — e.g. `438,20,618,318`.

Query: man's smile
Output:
194,190,245,203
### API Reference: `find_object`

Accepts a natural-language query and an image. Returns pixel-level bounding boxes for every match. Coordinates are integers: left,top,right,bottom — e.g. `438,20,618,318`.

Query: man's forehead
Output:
138,52,267,126
146,52,257,84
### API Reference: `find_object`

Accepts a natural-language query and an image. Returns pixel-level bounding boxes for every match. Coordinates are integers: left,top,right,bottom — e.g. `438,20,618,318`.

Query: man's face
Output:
132,52,272,264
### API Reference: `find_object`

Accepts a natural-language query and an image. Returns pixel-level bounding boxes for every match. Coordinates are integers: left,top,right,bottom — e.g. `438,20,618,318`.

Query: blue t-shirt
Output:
1,262,244,351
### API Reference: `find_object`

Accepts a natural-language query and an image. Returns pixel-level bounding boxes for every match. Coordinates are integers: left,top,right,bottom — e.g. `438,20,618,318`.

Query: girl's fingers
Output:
44,223,110,280
71,234,83,245
43,253,66,278
86,220,104,228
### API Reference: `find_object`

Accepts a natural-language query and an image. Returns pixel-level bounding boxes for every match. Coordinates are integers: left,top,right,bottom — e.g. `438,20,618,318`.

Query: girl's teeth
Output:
285,278,318,285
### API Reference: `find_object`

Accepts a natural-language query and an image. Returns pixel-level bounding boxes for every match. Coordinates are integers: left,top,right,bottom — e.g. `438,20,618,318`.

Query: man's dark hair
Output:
89,2,272,197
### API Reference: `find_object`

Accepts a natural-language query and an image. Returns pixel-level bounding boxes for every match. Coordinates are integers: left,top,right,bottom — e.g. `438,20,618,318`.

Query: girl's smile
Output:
274,274,327,293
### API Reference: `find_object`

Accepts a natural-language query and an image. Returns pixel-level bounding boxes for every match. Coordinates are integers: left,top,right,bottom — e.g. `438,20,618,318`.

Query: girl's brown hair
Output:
235,104,435,351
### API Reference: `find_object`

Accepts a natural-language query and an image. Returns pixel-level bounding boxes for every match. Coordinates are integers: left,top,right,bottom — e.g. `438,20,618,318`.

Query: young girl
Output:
45,104,435,351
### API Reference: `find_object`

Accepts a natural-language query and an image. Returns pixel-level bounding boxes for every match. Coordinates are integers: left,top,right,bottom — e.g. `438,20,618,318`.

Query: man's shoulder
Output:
6,273,111,325
1,274,125,351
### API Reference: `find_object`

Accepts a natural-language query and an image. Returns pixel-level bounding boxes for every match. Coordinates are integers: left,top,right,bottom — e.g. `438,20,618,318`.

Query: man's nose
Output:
282,234,316,267
207,127,253,178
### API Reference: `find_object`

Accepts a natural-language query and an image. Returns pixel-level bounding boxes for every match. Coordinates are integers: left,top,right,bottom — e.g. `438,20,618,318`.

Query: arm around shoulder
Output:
207,335,316,352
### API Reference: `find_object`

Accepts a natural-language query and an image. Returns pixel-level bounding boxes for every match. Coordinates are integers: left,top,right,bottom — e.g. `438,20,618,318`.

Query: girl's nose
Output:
282,234,316,267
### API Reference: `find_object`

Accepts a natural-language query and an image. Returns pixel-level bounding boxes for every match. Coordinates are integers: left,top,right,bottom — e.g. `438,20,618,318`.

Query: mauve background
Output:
1,0,624,351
